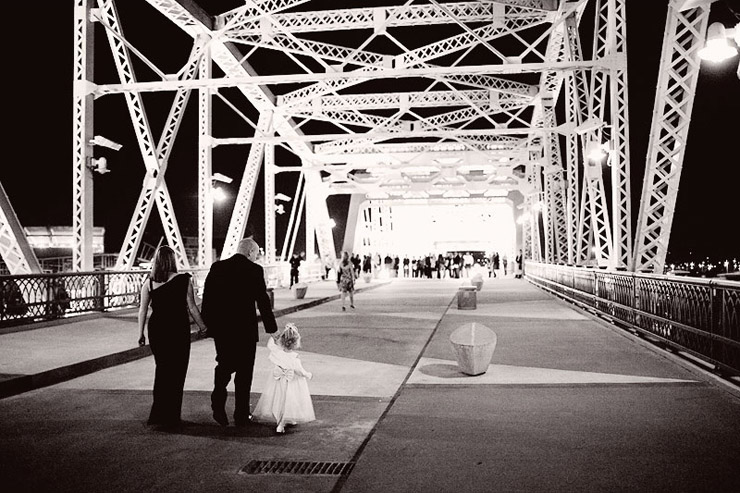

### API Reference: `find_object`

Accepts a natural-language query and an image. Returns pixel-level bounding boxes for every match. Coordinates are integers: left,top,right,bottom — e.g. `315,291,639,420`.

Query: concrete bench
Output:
449,323,498,376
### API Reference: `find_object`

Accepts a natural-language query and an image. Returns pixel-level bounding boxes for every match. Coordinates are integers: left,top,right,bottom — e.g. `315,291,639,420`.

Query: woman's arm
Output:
186,278,208,336
137,281,150,345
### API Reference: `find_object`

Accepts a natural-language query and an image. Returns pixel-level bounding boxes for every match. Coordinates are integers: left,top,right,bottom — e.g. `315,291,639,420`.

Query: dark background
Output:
1,1,738,263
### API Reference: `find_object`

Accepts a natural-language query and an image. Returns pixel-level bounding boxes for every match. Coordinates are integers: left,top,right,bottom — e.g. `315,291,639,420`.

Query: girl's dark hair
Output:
151,245,178,282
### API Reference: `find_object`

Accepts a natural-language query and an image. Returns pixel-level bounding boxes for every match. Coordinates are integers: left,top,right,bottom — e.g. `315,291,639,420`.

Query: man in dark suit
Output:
201,238,278,427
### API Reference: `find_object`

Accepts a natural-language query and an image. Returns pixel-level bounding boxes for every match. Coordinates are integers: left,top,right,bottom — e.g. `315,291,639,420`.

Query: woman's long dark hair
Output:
151,245,178,282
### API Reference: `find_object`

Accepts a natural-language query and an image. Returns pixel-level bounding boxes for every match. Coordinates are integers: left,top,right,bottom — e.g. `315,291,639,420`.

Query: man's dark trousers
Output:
211,341,256,424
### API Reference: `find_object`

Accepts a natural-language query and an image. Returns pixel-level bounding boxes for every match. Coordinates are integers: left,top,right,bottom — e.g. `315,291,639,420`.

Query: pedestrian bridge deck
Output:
1,277,739,492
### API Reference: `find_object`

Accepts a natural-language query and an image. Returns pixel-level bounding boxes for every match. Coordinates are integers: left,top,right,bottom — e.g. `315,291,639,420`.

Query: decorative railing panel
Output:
0,261,324,327
526,262,740,378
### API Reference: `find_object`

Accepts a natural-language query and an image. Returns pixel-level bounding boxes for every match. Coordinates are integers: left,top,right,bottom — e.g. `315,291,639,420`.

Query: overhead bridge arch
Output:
0,1,724,276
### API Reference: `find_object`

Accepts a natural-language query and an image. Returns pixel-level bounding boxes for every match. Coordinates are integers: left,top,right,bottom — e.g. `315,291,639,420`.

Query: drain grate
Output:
240,460,355,476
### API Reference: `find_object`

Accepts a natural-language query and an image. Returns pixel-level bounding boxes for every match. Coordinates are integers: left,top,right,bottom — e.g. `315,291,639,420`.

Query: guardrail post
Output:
95,272,106,312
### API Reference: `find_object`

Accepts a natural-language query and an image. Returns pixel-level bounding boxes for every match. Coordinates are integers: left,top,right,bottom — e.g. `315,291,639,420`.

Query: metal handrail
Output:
0,260,326,327
525,262,740,379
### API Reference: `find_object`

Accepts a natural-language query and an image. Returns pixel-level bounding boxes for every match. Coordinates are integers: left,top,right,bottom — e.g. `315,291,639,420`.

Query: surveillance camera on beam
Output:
89,135,123,151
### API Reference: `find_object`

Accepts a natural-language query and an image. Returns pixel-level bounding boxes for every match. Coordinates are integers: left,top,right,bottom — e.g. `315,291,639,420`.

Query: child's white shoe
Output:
276,423,285,433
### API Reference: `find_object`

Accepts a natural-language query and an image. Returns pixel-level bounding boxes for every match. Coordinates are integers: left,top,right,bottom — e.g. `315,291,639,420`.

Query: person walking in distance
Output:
200,238,278,427
289,252,302,288
515,249,524,278
337,251,356,311
137,245,208,430
252,323,315,434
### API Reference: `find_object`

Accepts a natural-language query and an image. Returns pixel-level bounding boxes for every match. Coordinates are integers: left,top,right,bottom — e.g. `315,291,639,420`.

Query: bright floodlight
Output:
586,140,608,162
699,22,738,63
212,186,227,203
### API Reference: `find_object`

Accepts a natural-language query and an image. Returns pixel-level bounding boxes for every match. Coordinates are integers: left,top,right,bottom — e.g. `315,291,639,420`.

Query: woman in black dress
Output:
137,245,207,429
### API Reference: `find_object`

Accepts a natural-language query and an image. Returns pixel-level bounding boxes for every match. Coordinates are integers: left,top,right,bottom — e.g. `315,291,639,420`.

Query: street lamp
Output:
274,192,291,215
699,21,740,78
212,186,227,204
585,140,609,163
211,173,232,204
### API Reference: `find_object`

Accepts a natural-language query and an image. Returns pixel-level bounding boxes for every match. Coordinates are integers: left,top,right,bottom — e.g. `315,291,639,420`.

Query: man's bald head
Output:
236,238,260,261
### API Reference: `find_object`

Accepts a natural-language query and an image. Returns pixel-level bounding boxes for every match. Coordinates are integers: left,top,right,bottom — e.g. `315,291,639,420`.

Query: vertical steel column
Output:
605,0,633,269
304,169,337,262
342,193,365,256
264,142,276,263
564,14,589,265
197,43,213,268
72,0,95,272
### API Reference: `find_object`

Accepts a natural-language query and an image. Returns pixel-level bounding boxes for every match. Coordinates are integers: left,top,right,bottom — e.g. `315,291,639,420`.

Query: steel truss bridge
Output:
0,0,732,275
0,0,737,379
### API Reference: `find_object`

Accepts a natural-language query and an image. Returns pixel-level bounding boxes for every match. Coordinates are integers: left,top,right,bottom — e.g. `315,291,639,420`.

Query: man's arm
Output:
255,265,278,334
200,264,219,329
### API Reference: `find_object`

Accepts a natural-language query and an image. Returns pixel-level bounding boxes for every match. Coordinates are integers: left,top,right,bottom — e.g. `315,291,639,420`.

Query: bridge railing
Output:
0,260,326,327
525,262,740,379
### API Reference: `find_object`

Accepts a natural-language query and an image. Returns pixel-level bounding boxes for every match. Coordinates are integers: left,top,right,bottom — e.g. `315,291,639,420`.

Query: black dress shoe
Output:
234,414,253,427
213,409,229,427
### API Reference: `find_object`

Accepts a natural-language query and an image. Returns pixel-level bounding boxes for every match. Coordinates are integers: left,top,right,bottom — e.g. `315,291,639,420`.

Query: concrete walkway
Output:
1,277,739,493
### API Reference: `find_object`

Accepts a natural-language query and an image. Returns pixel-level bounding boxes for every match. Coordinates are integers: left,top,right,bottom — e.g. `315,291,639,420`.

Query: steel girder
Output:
94,0,197,271
264,144,277,264
197,46,213,269
72,0,95,272
63,0,695,274
0,182,41,274
632,1,711,273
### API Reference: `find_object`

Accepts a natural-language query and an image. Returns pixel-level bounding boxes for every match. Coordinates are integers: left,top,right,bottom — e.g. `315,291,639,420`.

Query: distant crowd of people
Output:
326,250,524,280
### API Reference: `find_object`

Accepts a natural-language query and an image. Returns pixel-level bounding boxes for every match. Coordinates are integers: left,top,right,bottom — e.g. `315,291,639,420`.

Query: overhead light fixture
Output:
88,157,110,174
699,22,738,64
574,118,603,135
275,193,291,202
89,135,122,151
212,172,233,184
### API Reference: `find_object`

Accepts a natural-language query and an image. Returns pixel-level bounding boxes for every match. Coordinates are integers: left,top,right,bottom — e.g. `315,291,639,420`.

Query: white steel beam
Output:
264,142,276,264
222,111,274,259
224,2,556,36
0,182,42,274
632,2,710,273
96,0,191,270
72,0,95,272
197,43,213,268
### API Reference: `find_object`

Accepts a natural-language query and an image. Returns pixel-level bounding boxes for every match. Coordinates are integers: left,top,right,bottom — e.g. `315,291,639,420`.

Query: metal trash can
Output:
457,285,477,310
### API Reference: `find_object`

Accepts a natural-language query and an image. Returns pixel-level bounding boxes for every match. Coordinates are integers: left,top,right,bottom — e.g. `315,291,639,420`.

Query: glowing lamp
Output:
212,186,227,203
585,140,609,162
699,22,738,63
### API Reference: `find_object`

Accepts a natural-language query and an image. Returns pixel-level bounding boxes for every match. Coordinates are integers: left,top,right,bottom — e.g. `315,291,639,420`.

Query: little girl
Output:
253,323,315,433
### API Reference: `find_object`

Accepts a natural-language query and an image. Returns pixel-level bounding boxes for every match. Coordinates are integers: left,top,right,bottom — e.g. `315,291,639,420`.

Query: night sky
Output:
2,1,738,262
